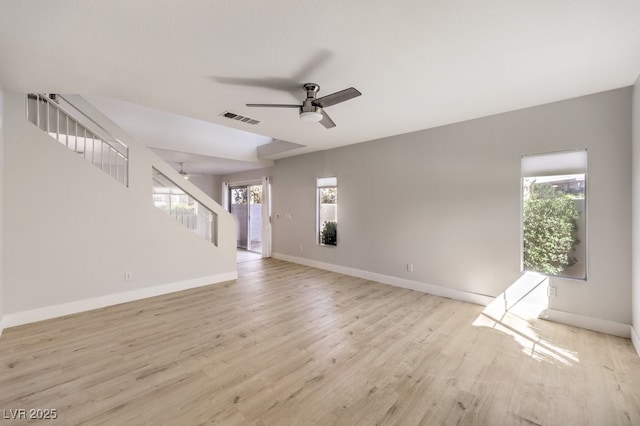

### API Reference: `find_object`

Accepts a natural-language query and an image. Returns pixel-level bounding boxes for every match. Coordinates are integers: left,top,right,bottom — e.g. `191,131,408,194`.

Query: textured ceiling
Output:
1,1,639,173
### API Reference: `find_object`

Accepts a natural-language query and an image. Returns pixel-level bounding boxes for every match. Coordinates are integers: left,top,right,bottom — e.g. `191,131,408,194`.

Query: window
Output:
317,177,337,246
521,150,587,279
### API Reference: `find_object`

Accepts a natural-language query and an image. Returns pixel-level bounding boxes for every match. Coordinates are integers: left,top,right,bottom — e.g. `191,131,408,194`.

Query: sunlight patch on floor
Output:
472,272,579,366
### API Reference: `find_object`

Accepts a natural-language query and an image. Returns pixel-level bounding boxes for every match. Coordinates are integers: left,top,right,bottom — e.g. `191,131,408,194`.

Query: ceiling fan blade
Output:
213,76,300,93
246,103,301,108
291,49,333,82
319,110,336,129
313,87,361,108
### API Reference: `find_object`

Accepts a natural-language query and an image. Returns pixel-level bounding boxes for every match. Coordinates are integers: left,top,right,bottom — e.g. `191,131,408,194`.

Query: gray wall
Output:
633,74,640,342
0,87,4,333
189,174,221,204
272,87,632,325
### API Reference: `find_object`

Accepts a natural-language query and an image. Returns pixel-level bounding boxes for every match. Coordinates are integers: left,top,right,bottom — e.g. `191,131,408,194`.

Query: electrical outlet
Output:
125,272,133,281
547,286,557,297
407,263,414,272
299,246,303,253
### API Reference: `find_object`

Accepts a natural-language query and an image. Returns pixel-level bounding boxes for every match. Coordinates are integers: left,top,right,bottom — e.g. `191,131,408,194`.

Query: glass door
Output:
229,184,263,253
230,186,248,249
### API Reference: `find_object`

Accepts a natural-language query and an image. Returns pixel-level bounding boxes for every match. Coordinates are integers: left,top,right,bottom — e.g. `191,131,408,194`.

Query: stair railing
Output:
152,167,218,246
26,94,129,187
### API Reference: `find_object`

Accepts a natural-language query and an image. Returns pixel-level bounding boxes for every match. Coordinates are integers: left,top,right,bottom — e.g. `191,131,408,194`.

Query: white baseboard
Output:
273,252,633,340
272,252,494,306
630,326,640,356
540,309,630,338
0,315,5,338
2,272,237,329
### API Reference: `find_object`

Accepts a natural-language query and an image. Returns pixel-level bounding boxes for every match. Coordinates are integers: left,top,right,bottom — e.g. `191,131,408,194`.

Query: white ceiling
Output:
1,1,639,174
84,95,276,174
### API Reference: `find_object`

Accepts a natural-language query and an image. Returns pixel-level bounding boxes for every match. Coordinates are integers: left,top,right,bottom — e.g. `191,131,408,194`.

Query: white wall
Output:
2,93,237,326
0,87,4,336
272,88,632,329
219,167,274,187
632,74,640,352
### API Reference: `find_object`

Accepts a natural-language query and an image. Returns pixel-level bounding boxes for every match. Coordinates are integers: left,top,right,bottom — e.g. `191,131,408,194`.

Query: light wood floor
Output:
1,259,640,425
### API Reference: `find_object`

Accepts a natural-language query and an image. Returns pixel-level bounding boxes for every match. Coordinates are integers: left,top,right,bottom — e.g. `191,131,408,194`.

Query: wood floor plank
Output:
1,258,640,425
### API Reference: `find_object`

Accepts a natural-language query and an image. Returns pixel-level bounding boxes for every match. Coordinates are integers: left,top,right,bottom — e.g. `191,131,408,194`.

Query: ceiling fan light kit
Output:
300,110,323,122
247,82,361,129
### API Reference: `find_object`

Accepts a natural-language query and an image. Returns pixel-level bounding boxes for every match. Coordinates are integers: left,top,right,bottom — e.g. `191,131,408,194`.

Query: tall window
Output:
317,177,337,246
521,150,587,280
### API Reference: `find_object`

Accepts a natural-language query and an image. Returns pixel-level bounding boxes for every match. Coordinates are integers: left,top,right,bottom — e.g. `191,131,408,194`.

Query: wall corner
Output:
632,72,640,355
0,86,5,338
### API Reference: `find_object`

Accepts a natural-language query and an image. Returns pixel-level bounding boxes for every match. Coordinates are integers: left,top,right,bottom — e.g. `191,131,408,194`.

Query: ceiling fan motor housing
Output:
303,83,320,97
299,83,323,121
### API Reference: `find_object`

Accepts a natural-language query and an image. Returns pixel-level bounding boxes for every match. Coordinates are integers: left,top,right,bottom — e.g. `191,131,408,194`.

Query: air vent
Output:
220,111,260,125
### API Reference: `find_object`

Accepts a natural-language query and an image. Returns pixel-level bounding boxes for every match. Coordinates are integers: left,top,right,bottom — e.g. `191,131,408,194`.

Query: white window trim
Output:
520,149,588,281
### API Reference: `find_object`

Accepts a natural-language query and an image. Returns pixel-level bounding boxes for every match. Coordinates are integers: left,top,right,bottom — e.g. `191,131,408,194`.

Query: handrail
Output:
28,94,128,157
56,95,128,156
26,94,129,187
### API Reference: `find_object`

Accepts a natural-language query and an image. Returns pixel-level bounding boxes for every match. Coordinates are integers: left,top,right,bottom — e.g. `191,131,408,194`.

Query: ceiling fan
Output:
178,162,199,180
246,83,361,129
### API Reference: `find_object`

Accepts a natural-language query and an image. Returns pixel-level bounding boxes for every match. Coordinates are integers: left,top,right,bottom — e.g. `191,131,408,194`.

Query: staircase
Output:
26,94,129,186
26,93,219,246
3,92,236,329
